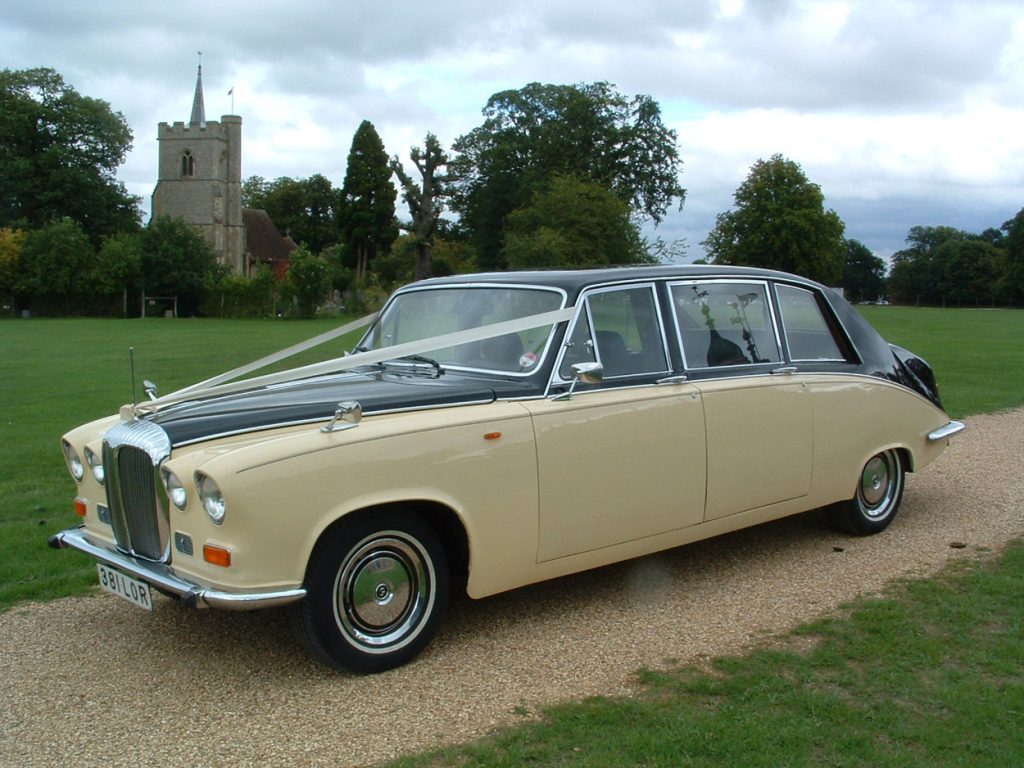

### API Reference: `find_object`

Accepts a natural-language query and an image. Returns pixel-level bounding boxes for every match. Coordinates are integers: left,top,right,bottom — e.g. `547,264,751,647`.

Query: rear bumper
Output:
927,420,966,442
49,527,306,611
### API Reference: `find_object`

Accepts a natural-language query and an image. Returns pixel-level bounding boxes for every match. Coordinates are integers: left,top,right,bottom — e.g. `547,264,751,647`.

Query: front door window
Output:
558,284,669,380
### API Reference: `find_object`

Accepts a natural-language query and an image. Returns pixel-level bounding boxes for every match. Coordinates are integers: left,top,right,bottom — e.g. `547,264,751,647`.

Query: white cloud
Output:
2,0,1022,257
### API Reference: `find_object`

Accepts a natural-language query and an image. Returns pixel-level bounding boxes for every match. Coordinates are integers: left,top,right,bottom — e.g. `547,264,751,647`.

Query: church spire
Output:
190,55,206,128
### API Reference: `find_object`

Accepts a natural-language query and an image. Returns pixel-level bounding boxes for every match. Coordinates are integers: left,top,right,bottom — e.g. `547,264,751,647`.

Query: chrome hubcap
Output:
350,554,408,629
858,452,899,518
334,533,433,651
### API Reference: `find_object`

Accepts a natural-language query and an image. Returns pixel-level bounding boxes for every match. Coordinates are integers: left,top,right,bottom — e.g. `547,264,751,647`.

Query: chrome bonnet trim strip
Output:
173,397,499,448
49,527,306,611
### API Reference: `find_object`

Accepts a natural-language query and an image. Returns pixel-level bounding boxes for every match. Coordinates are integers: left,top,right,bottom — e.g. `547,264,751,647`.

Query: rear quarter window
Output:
775,284,849,361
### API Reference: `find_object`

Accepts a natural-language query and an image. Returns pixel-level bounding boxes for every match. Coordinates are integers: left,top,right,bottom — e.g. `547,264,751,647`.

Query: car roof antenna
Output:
130,347,138,410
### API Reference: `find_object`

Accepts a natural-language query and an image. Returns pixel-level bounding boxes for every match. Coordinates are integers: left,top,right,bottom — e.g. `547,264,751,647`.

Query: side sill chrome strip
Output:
927,420,966,442
48,527,306,611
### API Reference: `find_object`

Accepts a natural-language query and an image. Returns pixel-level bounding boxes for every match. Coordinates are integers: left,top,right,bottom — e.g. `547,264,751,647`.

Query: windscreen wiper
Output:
381,354,444,377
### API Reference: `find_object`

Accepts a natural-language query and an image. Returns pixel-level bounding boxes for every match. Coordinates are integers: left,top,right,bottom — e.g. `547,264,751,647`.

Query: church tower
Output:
151,64,246,274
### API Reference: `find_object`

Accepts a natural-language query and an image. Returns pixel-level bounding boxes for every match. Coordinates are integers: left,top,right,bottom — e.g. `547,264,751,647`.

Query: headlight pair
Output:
64,439,226,526
160,468,226,525
62,441,106,485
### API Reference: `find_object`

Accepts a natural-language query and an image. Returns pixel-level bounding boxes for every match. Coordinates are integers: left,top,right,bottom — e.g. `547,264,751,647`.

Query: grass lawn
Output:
1,307,1022,609
386,541,1024,768
0,317,368,609
858,306,1024,418
0,308,1022,765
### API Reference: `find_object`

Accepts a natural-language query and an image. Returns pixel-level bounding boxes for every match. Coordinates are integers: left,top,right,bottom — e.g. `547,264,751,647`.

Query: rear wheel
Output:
829,450,905,535
291,509,449,673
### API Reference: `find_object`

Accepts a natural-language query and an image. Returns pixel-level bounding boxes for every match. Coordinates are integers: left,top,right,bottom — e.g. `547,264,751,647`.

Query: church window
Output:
181,150,195,177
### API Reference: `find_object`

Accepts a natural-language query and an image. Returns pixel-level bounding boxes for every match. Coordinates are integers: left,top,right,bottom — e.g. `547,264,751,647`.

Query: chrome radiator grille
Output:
102,419,172,562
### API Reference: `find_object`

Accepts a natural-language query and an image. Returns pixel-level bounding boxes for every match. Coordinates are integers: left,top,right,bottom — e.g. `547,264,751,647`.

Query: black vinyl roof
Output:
410,264,829,296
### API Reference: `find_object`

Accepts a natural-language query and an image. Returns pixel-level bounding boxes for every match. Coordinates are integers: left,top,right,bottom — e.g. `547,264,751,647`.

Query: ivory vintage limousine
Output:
52,265,963,672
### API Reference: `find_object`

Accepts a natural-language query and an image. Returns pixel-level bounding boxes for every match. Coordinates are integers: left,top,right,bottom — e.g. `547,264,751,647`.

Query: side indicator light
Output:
74,497,88,517
203,544,232,568
483,432,502,441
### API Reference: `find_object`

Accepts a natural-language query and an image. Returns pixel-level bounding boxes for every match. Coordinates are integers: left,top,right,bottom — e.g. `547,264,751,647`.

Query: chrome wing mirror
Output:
552,362,603,401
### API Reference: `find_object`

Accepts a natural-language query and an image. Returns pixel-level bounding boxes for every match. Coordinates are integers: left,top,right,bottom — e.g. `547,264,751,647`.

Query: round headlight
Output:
197,473,226,525
63,440,84,482
85,447,105,485
162,468,188,510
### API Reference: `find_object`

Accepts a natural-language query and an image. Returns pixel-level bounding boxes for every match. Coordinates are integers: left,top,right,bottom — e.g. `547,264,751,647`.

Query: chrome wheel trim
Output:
333,532,435,653
857,451,901,519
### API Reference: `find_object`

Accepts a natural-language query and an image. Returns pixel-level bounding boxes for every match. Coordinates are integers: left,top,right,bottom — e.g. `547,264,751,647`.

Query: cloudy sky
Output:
4,0,1023,261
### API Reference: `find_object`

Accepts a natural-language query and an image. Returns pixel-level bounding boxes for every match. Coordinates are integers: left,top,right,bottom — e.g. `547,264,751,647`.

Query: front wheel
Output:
828,450,905,535
291,509,449,673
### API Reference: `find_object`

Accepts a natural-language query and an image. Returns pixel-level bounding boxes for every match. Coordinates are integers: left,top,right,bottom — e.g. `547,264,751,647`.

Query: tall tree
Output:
16,219,94,314
284,245,332,317
93,232,143,317
339,121,397,281
450,82,685,269
887,225,1008,306
936,238,1001,305
241,176,270,208
390,133,449,280
703,154,845,284
242,174,340,253
501,174,650,270
999,208,1024,303
0,68,140,242
140,216,218,316
843,239,887,302
888,226,963,304
0,227,26,306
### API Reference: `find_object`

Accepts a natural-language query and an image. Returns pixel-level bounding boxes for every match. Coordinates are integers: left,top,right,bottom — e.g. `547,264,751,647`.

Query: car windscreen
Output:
358,286,565,375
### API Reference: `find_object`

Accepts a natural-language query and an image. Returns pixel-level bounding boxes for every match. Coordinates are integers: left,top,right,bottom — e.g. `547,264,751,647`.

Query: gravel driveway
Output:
2,409,1022,768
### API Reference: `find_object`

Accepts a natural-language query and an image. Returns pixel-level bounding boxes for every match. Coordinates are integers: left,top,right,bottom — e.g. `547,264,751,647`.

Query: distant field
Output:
857,306,1024,418
1,307,1021,610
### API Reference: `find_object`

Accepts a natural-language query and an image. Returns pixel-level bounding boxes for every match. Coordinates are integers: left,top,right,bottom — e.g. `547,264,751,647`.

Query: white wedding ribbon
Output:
167,312,380,398
138,306,575,412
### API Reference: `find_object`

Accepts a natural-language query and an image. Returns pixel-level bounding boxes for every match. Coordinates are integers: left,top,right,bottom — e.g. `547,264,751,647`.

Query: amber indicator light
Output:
203,544,232,567
74,497,87,517
483,432,502,440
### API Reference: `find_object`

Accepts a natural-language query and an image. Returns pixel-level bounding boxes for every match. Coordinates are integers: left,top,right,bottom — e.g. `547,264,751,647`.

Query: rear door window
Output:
670,282,781,369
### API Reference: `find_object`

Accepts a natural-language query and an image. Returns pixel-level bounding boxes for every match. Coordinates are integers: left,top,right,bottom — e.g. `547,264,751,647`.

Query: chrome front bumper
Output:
49,527,307,610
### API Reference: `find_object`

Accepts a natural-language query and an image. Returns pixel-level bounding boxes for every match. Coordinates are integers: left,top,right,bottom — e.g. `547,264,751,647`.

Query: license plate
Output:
97,563,154,611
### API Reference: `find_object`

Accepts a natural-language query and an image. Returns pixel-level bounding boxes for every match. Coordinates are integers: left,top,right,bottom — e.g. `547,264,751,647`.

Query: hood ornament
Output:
126,348,159,420
322,401,362,433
